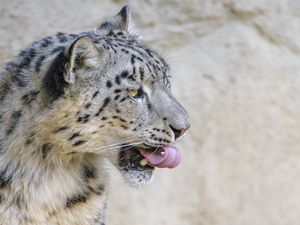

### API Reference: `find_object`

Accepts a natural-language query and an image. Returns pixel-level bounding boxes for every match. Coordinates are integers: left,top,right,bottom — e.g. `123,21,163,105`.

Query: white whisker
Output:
93,141,144,153
93,139,140,151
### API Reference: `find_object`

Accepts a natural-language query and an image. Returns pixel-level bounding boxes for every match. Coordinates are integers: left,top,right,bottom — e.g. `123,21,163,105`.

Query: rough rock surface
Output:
1,1,300,225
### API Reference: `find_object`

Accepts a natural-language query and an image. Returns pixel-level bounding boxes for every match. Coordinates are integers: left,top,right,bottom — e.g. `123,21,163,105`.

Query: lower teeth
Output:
139,158,148,166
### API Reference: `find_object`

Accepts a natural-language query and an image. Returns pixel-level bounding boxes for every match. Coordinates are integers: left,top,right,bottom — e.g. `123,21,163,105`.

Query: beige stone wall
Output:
1,0,300,224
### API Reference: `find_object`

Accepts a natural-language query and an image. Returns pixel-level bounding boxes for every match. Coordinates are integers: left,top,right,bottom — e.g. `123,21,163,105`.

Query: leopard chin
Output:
118,147,155,187
117,144,182,187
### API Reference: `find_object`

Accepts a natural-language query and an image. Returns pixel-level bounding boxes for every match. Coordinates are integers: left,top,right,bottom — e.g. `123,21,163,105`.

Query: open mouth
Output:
119,144,181,171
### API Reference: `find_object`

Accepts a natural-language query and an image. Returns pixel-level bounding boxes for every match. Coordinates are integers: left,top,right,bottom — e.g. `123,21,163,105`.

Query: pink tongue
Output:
139,146,181,169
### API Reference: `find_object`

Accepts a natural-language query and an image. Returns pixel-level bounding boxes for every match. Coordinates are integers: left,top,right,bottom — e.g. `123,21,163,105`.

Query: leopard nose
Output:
170,125,190,140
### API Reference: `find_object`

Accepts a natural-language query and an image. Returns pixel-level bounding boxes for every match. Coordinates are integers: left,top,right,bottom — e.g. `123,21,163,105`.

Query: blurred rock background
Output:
1,0,300,224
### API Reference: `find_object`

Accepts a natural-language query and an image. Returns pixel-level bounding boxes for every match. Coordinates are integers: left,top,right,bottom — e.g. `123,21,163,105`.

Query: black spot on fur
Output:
114,95,120,100
53,126,69,133
113,116,126,123
69,132,80,140
12,73,27,88
119,117,127,123
0,193,4,204
78,114,90,123
6,110,22,135
73,140,86,146
107,31,115,36
120,97,126,102
57,32,68,43
35,55,46,73
114,89,121,93
85,102,92,109
42,51,68,102
0,165,12,188
89,184,105,195
51,46,65,55
136,56,143,62
121,125,128,129
66,192,88,208
101,116,107,120
121,48,129,54
131,55,136,64
21,90,40,105
139,67,144,81
0,81,10,103
106,80,112,88
25,138,33,145
92,91,99,99
115,75,121,85
128,75,135,81
41,37,53,48
82,163,96,181
95,97,110,117
41,143,52,159
120,71,128,78
25,132,35,145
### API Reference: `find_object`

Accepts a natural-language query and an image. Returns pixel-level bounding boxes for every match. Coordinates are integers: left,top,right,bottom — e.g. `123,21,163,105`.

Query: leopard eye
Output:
127,88,144,99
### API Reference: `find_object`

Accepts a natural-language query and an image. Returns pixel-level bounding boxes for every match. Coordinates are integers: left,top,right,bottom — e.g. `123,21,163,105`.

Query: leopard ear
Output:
98,6,130,32
64,36,102,84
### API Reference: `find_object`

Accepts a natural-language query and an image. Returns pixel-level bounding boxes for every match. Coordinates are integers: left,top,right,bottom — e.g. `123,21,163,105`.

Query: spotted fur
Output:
0,6,190,225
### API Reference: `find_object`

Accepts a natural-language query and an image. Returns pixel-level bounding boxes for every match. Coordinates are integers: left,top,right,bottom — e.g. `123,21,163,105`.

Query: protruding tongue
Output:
139,146,181,169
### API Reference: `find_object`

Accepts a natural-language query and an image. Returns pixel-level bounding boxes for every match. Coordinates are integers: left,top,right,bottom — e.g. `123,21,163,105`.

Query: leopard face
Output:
39,6,190,187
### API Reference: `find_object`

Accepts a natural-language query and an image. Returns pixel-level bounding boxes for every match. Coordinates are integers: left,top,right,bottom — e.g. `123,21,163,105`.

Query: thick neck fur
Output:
0,110,108,224
0,38,108,225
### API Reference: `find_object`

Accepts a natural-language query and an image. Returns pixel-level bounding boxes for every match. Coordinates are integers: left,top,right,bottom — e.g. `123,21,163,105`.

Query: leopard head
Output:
40,6,190,187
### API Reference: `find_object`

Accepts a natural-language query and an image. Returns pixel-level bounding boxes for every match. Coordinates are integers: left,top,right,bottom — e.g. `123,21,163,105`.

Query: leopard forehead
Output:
89,31,171,88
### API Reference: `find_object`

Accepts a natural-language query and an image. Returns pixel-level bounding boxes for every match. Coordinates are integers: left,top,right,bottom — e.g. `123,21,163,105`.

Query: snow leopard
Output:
0,6,190,225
